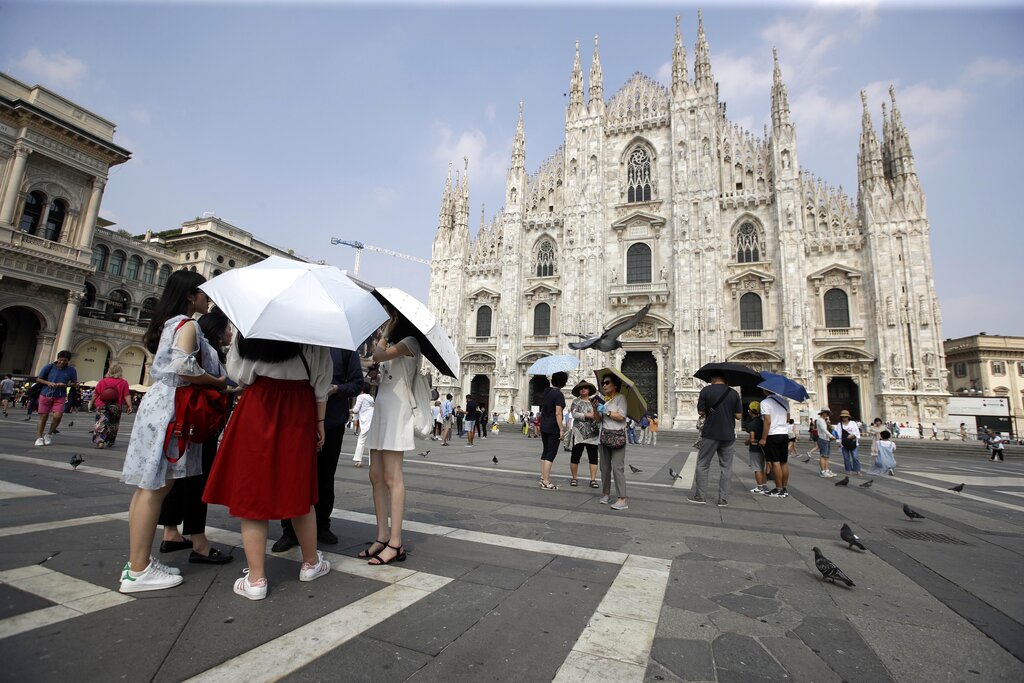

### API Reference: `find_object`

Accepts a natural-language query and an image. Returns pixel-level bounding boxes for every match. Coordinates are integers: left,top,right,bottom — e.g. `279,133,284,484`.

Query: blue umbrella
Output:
526,354,580,376
757,371,810,402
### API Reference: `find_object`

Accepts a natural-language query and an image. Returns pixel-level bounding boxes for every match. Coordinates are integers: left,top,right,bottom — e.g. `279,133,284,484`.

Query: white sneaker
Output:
299,550,330,582
750,485,767,494
233,569,268,600
43,434,52,446
119,561,183,593
34,438,45,447
820,471,830,478
149,556,181,575
599,495,611,504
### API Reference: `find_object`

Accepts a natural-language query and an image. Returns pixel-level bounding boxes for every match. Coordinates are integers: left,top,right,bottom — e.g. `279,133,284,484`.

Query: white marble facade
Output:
429,15,949,428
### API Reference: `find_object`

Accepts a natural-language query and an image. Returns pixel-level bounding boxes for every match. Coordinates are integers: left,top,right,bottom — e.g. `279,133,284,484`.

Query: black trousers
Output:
476,419,486,437
282,424,344,535
158,436,218,536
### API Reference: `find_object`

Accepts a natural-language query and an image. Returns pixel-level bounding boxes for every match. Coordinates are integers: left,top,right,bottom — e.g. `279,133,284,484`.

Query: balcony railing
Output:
468,336,496,345
814,326,864,339
5,230,85,262
729,329,776,342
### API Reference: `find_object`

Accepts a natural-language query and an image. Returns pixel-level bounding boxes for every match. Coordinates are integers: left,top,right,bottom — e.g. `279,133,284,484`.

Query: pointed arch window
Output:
736,221,763,263
824,288,850,328
18,191,45,235
740,293,763,330
626,147,652,202
536,240,556,277
476,305,492,337
626,242,652,284
44,199,67,241
91,244,109,272
534,303,551,337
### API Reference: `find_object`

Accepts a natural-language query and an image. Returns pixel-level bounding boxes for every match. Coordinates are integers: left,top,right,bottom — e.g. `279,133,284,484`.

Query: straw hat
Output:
571,380,598,397
839,409,852,418
818,408,831,415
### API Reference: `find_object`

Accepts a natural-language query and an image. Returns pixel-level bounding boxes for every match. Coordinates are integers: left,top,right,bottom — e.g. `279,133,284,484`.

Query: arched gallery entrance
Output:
0,306,42,375
470,374,491,415
827,377,861,420
622,351,658,414
74,340,113,383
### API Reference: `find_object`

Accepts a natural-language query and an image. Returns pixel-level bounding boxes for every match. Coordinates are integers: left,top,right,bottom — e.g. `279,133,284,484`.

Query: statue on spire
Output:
672,15,688,96
589,35,604,111
569,39,585,117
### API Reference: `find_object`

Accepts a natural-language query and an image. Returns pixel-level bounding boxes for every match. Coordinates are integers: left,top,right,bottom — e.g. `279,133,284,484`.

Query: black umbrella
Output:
693,362,761,387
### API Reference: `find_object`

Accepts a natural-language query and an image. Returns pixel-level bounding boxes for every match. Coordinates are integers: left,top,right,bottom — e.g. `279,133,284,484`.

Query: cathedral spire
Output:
858,91,883,190
770,47,791,130
589,35,604,114
568,39,585,118
672,15,688,96
693,9,714,91
888,85,917,179
511,101,525,173
462,156,471,231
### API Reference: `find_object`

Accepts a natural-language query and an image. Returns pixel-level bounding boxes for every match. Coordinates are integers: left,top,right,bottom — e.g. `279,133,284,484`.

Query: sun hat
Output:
839,409,851,418
571,380,598,397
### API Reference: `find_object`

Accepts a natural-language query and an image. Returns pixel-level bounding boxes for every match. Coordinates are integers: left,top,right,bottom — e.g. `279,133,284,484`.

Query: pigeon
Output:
68,420,74,427
948,483,964,493
563,332,595,339
417,450,430,458
859,479,874,489
813,547,855,586
840,523,866,551
568,303,652,352
834,476,849,487
69,453,84,470
629,464,642,473
491,455,498,464
668,468,681,480
903,503,925,520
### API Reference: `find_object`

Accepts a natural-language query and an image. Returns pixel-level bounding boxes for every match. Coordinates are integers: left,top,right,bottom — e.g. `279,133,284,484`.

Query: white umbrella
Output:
370,286,459,378
526,354,580,376
200,255,388,349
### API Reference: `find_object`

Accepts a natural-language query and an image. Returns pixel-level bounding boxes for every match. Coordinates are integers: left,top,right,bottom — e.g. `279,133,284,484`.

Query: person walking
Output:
814,409,837,477
759,391,792,498
350,382,375,467
568,380,601,488
985,428,1005,462
868,429,897,475
32,350,77,446
838,410,862,475
597,373,630,510
1,374,14,416
440,393,454,445
89,364,132,448
203,331,334,600
538,372,567,490
358,311,422,566
687,372,742,506
118,271,227,593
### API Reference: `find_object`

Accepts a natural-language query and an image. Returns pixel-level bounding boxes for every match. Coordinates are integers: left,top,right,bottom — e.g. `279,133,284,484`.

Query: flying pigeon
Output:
563,332,594,339
834,476,849,487
69,453,84,470
668,468,681,480
902,503,925,520
859,479,874,489
568,303,652,352
417,450,430,458
813,547,855,586
840,523,866,551
492,455,498,464
948,483,964,493
629,464,642,473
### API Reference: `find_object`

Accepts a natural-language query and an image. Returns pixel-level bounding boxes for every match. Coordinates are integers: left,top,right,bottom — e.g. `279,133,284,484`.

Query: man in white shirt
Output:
758,391,791,498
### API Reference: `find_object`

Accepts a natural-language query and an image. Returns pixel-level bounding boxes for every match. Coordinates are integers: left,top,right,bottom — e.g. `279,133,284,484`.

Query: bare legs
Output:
240,509,318,582
368,449,405,563
128,482,174,572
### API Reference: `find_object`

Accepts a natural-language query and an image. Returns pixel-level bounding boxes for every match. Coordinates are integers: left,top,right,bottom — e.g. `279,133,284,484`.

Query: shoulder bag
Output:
163,319,228,462
599,398,627,449
693,387,733,449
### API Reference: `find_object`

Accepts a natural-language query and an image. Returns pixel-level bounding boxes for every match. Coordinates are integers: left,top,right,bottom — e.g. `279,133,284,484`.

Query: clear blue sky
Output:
3,1,1022,339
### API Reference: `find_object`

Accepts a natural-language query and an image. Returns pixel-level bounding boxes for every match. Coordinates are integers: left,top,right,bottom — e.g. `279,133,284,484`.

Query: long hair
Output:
386,316,420,346
236,333,301,364
198,308,231,364
143,270,207,353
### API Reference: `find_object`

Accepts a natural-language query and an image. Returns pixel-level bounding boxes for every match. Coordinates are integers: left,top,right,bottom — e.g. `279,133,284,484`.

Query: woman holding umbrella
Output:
596,372,630,510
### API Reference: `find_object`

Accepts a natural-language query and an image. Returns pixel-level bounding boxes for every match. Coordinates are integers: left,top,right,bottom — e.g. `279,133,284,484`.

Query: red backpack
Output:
164,320,228,462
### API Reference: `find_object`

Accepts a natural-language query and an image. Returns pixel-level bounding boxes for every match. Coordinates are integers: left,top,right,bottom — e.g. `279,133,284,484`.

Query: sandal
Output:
368,543,406,566
357,539,388,559
589,480,599,488
540,481,559,490
570,479,579,487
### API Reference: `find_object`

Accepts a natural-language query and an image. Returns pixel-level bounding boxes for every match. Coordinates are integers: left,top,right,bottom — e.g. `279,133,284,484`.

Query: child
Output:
869,429,897,476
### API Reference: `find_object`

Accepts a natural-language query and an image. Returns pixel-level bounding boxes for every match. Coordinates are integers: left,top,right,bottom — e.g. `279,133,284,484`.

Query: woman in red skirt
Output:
204,334,333,600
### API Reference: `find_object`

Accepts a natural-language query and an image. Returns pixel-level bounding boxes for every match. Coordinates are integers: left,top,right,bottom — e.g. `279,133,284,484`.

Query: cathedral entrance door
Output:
827,377,861,420
470,374,491,416
0,306,42,375
622,351,658,414
528,376,548,410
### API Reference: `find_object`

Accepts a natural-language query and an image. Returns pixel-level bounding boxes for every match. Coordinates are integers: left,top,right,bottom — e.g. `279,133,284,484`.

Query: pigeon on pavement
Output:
948,483,964,493
69,453,84,470
834,476,850,487
668,468,681,480
492,455,498,464
813,547,855,586
68,420,74,427
903,503,925,520
859,479,874,489
568,303,652,352
629,464,642,473
417,450,430,457
840,523,866,551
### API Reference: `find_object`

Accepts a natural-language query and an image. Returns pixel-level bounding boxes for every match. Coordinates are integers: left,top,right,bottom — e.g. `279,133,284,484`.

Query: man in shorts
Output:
34,350,77,446
758,390,791,498
440,393,454,445
744,402,770,494
0,374,15,417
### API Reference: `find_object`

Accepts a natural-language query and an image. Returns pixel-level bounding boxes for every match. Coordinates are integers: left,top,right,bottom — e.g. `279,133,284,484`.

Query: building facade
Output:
945,334,1024,437
1,72,299,384
428,15,949,427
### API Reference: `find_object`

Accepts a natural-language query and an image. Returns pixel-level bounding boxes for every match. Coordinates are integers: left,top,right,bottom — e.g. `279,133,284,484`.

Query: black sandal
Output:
570,479,579,487
368,543,406,565
357,539,388,559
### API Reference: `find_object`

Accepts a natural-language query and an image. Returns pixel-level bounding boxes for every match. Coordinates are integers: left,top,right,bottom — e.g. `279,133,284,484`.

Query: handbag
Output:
163,320,228,462
600,428,627,449
406,365,435,442
562,430,575,451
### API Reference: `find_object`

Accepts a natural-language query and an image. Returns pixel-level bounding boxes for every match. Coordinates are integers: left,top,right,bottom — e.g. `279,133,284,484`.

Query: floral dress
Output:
120,316,222,490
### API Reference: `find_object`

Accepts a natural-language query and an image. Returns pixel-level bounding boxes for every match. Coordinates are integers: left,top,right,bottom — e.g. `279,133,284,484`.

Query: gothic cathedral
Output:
427,14,947,428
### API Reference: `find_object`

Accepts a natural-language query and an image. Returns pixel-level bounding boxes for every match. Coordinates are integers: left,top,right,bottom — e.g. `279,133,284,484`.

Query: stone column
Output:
32,333,56,374
77,177,106,249
55,290,84,353
0,143,31,226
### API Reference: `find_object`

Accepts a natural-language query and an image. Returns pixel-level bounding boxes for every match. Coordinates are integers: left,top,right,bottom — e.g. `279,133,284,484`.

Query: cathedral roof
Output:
606,72,669,128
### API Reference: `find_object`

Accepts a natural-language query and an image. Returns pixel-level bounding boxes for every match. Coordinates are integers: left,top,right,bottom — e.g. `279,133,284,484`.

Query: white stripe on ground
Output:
0,480,53,500
885,474,1024,513
553,554,672,682
998,491,1024,499
0,515,116,538
0,565,132,639
0,453,120,479
899,471,1024,487
673,451,697,489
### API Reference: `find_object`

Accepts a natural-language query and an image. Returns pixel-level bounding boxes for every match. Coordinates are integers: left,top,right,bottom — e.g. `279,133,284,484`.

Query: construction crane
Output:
330,238,430,275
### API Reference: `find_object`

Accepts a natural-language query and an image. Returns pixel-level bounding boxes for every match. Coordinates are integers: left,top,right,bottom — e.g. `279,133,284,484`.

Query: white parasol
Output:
370,286,459,378
200,255,388,349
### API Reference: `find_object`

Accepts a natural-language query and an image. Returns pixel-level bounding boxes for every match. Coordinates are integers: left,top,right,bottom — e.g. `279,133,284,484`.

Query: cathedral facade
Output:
428,15,948,428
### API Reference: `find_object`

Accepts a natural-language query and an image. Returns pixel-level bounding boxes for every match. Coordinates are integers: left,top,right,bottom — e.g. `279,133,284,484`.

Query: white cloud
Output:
371,186,399,206
484,103,497,122
962,56,1024,83
431,121,508,185
12,48,87,89
655,60,671,86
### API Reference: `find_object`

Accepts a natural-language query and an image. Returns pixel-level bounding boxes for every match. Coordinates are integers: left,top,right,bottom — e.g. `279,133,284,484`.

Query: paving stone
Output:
686,537,801,567
0,583,54,618
742,585,779,599
282,635,431,682
654,604,720,641
649,637,715,681
710,593,781,619
790,615,895,683
712,632,790,682
671,559,754,594
761,635,842,683
643,657,687,682
459,563,534,590
538,554,621,586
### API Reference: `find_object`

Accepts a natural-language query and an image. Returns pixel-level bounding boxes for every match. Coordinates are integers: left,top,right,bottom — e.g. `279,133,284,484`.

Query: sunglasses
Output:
601,380,613,385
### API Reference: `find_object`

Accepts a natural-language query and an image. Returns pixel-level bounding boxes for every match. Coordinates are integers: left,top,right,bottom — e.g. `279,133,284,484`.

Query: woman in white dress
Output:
361,311,421,565
118,271,227,593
